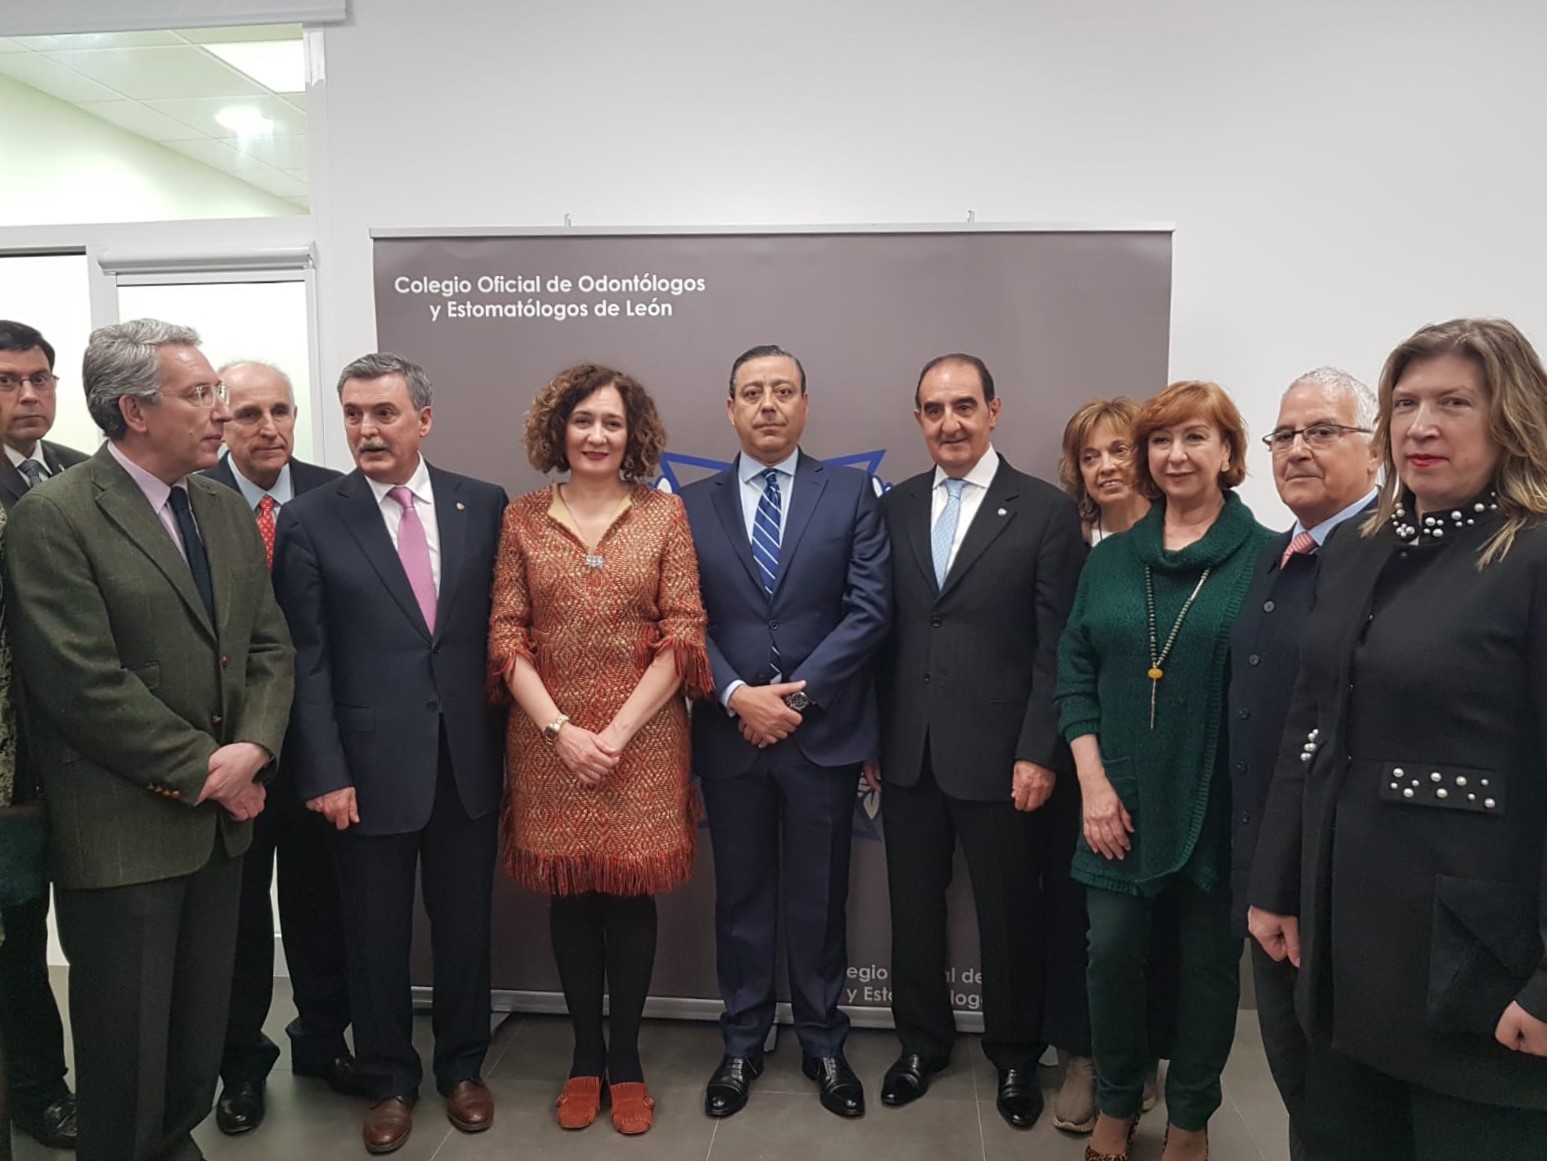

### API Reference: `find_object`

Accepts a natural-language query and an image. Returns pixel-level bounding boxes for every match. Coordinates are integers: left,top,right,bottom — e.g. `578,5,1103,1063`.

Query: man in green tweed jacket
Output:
5,319,293,1161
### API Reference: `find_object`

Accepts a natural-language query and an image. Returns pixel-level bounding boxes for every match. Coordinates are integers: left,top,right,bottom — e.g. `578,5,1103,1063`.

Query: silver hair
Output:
335,352,432,409
218,358,295,402
84,318,202,441
1284,366,1378,431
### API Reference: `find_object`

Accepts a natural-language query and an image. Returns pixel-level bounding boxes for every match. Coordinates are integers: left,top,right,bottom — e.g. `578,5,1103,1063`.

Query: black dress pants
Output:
883,760,1046,1070
1251,940,1310,1158
222,774,352,1084
55,851,243,1161
330,755,497,1100
0,891,69,1116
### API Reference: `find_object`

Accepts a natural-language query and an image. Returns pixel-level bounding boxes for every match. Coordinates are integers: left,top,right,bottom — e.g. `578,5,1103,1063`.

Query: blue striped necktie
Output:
752,468,783,595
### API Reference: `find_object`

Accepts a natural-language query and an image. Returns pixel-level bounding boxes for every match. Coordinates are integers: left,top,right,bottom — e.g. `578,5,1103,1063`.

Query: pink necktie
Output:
388,486,437,632
1280,530,1316,569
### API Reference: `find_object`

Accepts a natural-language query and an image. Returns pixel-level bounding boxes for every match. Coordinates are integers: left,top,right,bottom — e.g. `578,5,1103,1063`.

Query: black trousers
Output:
223,774,352,1084
700,750,857,1059
330,755,497,1100
1251,940,1310,1159
883,761,1047,1071
55,851,243,1161
1038,770,1094,1057
0,891,69,1115
1301,1047,1547,1161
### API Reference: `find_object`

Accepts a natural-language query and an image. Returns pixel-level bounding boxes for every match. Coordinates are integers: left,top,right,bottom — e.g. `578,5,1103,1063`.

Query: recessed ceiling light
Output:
215,105,273,135
204,40,305,94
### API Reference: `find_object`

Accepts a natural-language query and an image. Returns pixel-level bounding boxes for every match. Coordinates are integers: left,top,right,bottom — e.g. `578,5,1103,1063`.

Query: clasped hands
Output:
730,680,807,748
859,758,1055,813
196,741,269,821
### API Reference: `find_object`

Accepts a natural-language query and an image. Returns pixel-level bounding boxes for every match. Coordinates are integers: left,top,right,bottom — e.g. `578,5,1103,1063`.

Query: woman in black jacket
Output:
1248,317,1547,1160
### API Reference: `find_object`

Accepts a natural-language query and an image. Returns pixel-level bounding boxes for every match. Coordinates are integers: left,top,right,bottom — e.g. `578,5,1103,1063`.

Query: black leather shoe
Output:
216,1080,266,1135
14,1093,78,1150
705,1055,763,1118
296,1053,374,1098
802,1054,865,1118
995,1066,1044,1129
881,1052,950,1107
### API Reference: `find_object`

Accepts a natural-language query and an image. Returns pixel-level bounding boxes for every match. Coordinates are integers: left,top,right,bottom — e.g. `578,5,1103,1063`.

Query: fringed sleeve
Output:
486,500,536,705
652,494,713,699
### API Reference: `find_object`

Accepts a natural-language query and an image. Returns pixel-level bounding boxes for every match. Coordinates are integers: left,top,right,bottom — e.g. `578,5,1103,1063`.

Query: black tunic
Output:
1250,505,1547,1110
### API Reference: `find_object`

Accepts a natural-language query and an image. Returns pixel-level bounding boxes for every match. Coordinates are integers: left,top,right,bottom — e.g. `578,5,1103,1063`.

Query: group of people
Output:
0,314,1541,1161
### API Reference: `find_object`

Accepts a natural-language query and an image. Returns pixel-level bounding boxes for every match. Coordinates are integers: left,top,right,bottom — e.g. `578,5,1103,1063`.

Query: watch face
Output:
785,691,809,711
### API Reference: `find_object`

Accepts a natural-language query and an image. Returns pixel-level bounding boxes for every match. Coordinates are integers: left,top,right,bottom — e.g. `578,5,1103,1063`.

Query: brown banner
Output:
372,227,1172,1017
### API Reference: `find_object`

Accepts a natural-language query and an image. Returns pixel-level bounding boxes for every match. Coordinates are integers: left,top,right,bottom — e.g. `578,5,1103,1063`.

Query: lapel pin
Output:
456,502,466,511
997,507,1007,516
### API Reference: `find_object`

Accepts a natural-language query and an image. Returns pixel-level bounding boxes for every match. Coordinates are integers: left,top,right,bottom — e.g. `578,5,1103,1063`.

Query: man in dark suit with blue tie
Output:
1233,368,1378,1161
202,360,365,1138
273,353,507,1156
681,345,891,1121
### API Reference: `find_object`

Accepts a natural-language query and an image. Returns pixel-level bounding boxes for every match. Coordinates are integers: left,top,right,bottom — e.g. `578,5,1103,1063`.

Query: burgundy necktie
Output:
388,486,437,632
1280,530,1316,569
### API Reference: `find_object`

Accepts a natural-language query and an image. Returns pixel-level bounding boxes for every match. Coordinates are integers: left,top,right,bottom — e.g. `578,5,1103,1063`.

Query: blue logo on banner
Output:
663,450,893,843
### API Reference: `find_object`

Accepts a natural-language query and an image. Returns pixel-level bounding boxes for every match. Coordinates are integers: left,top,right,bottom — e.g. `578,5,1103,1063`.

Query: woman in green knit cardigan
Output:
1056,381,1272,1161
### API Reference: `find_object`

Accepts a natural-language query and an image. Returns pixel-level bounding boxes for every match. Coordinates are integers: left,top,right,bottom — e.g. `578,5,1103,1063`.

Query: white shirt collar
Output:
932,445,1000,493
366,455,433,508
5,443,46,475
1292,486,1378,546
738,447,800,485
227,456,294,510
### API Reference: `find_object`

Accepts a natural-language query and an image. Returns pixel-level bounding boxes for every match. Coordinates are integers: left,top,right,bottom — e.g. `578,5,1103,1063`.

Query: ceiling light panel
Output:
202,41,304,93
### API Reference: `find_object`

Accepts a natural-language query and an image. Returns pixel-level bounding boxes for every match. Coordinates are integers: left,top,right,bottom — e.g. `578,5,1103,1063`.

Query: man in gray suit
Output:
7,319,294,1161
0,320,85,1151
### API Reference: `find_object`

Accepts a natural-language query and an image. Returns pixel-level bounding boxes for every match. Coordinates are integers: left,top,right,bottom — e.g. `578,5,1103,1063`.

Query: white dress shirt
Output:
737,448,799,542
1289,486,1379,550
227,457,294,513
930,446,1001,574
365,455,442,592
6,442,50,481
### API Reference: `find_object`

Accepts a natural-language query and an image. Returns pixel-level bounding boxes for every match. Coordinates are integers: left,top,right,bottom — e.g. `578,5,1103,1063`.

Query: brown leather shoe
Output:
445,1079,494,1133
363,1096,414,1155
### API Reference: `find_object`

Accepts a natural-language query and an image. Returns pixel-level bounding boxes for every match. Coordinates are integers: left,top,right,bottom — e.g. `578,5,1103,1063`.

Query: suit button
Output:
211,714,223,726
1239,811,1251,825
1233,761,1246,774
1248,654,1260,666
1263,600,1276,613
426,701,439,712
931,617,942,628
220,654,230,669
1237,708,1250,720
923,673,931,684
769,619,779,629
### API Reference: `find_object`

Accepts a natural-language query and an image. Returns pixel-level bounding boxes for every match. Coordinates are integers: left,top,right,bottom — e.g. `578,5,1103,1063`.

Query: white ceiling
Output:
0,24,307,210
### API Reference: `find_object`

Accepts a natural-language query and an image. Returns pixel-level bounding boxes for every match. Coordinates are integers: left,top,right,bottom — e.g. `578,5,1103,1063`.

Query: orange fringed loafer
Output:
609,1082,655,1135
555,1076,603,1130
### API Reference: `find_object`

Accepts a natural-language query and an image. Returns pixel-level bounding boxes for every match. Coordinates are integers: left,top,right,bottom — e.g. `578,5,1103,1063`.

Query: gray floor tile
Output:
708,1089,983,1161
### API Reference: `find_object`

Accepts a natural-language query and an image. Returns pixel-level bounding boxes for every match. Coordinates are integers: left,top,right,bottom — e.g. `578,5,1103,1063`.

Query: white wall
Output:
0,71,300,225
310,0,1547,524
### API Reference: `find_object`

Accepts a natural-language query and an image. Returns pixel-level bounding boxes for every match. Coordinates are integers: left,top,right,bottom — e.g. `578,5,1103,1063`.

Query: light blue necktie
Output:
932,478,967,587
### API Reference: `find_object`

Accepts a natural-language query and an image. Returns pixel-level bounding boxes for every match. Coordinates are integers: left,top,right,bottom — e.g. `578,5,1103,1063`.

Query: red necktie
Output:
1280,530,1316,569
256,495,277,570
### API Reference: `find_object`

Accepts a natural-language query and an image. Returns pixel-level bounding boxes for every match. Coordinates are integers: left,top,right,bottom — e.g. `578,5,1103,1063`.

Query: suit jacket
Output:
1249,515,1547,1109
876,458,1084,801
680,452,891,776
4,445,294,890
272,464,508,835
203,453,342,502
0,439,90,512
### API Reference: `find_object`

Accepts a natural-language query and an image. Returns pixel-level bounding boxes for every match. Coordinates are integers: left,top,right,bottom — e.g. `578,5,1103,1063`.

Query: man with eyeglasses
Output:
4,319,293,1161
1229,366,1379,1161
202,361,363,1138
0,322,85,1150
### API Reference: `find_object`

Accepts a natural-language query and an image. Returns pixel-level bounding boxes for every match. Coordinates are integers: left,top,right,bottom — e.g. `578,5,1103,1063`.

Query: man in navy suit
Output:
273,353,507,1156
203,360,364,1138
681,345,891,1121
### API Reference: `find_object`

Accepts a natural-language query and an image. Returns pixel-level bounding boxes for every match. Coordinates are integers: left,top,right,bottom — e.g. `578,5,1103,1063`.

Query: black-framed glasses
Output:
1262,423,1371,453
0,372,58,394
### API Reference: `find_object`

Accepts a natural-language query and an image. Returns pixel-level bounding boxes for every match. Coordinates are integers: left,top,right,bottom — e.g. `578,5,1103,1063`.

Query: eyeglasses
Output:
0,372,58,394
1262,423,1371,454
177,382,230,408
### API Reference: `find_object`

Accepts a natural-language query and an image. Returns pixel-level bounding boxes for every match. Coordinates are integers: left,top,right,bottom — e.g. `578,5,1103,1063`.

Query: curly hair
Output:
524,364,667,481
1058,397,1142,522
1133,380,1249,499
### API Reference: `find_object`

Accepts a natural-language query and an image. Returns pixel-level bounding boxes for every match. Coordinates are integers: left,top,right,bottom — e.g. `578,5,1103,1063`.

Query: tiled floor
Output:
14,975,1291,1160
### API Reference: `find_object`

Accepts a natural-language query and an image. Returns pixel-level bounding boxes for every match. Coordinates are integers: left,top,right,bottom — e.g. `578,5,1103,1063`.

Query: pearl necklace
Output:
1390,491,1498,543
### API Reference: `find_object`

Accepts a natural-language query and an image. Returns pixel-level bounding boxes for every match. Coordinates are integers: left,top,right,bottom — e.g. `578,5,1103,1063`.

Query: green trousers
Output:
1085,878,1240,1130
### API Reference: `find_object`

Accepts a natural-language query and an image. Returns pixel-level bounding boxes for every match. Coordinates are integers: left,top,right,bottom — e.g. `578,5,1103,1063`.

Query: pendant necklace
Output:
1145,565,1210,729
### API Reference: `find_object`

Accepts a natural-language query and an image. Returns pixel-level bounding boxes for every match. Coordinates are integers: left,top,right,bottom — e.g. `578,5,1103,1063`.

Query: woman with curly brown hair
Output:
488,364,710,1136
1060,398,1149,545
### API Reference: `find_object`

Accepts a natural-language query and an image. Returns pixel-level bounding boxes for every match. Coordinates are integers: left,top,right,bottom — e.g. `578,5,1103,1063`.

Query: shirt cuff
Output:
721,679,745,716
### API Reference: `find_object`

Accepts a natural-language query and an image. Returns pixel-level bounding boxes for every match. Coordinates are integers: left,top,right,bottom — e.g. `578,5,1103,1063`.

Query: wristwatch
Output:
543,714,570,743
783,691,810,712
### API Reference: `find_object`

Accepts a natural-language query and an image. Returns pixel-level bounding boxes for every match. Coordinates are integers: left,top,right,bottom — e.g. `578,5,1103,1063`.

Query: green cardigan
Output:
1056,492,1271,896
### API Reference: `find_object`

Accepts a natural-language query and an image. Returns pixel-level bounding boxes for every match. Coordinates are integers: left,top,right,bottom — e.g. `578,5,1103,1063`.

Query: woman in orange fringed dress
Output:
488,365,710,1137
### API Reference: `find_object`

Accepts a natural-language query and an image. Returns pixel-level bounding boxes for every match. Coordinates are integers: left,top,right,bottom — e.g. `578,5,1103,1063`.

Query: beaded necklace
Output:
1145,566,1211,729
